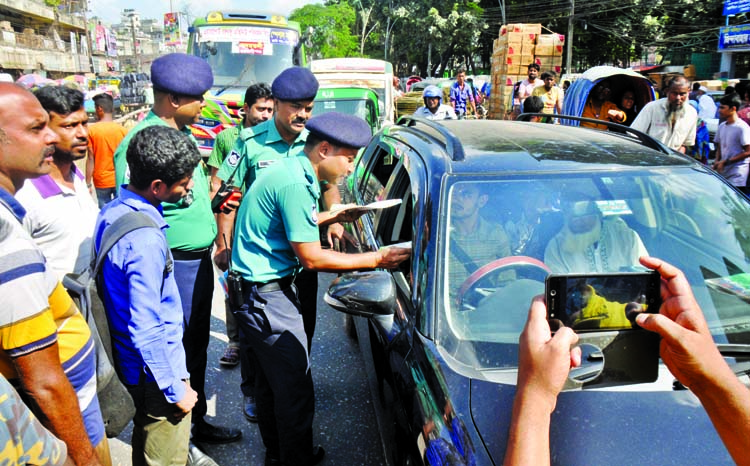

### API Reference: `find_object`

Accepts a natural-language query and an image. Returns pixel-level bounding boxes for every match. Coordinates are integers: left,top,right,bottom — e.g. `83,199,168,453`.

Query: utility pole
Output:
566,0,574,76
131,15,139,72
497,0,505,25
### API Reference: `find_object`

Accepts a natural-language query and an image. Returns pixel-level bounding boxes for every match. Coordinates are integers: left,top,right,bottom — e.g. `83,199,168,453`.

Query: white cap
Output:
698,85,709,93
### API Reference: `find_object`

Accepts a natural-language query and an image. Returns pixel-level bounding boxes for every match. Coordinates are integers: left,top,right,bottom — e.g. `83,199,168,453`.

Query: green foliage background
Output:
290,0,726,76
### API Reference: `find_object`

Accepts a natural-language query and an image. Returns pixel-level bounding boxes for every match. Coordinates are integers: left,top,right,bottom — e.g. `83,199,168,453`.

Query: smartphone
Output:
545,271,661,332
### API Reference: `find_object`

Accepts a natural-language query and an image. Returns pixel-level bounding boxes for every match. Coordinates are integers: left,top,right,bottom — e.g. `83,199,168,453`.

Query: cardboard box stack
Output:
489,25,565,120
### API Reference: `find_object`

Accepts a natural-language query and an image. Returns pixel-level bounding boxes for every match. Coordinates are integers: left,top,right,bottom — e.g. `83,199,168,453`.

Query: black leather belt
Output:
170,247,212,261
242,274,295,292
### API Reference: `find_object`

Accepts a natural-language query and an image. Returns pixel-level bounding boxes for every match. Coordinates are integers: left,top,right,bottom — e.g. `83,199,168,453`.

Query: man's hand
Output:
375,246,411,269
635,256,729,391
607,109,625,123
517,297,581,412
174,382,198,420
713,159,726,173
326,223,358,251
213,247,231,272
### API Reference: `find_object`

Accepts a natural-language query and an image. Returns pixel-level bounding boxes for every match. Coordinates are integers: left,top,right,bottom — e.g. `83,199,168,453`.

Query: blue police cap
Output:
151,53,213,95
272,67,318,101
306,112,371,149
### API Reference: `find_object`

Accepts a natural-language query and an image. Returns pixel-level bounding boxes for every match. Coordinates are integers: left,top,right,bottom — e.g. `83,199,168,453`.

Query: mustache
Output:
292,117,308,125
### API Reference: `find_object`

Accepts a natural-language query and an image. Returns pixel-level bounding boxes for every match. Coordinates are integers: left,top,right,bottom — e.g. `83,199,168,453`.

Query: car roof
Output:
385,120,693,175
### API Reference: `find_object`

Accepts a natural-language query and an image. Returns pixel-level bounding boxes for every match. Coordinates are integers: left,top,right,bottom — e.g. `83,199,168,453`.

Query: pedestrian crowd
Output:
1,50,749,466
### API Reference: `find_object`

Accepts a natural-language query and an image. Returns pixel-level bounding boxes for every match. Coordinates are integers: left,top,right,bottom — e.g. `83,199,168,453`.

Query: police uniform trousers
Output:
172,247,214,423
234,278,315,466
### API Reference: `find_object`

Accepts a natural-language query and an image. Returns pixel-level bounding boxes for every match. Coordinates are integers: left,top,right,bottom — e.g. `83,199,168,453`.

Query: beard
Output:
667,101,686,120
52,145,86,163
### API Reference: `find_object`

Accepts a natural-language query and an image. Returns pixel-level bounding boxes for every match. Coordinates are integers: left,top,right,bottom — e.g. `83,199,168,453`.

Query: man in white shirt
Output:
630,75,697,153
516,63,544,107
713,93,750,192
696,85,718,121
15,85,98,279
413,85,456,120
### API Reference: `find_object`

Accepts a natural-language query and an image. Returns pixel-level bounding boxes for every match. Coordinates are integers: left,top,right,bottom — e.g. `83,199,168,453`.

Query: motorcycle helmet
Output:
423,85,442,105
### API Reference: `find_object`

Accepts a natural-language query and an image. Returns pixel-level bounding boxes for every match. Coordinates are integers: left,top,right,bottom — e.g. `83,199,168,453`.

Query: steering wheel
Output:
457,256,551,309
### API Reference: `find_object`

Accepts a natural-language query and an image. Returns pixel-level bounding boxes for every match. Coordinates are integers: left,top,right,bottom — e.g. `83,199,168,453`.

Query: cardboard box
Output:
506,55,534,67
501,23,542,35
522,42,536,56
534,43,563,56
537,34,565,47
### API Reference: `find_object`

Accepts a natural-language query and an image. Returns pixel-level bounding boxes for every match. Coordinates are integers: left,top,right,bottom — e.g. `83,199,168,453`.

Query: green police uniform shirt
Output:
232,155,321,283
112,111,217,250
216,119,308,191
207,125,241,170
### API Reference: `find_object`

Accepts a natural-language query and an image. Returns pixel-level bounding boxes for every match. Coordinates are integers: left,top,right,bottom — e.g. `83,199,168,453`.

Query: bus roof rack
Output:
396,115,466,162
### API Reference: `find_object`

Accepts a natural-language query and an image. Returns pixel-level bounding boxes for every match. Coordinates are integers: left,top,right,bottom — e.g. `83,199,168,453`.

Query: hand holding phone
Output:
212,183,242,214
545,272,661,332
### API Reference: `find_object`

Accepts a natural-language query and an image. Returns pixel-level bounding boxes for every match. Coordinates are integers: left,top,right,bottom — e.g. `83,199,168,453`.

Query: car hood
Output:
470,366,733,465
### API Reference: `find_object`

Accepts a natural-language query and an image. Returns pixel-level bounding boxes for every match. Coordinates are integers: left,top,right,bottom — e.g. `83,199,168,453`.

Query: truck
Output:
311,58,395,126
187,11,305,155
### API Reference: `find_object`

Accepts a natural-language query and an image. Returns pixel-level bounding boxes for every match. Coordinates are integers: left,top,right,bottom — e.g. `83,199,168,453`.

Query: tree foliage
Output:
289,0,726,76
290,3,359,59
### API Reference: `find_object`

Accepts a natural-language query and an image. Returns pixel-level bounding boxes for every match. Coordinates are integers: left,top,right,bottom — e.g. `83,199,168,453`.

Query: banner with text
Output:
724,0,750,16
720,24,750,51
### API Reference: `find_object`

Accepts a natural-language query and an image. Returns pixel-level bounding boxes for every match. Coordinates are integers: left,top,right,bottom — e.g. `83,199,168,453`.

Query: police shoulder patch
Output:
227,150,241,167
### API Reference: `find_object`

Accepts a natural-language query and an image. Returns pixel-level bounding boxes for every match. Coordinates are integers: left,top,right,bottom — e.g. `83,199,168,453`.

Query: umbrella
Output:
63,74,87,84
16,73,53,89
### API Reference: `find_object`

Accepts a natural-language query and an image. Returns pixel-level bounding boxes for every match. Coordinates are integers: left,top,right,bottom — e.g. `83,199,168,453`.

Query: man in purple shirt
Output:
450,68,476,119
94,126,200,466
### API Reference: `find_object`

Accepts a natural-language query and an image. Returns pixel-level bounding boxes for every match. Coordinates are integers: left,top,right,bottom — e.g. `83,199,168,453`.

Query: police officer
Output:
214,67,351,422
230,112,410,465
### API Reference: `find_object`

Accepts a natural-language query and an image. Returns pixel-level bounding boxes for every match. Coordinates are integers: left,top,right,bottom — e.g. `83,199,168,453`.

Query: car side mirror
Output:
324,271,397,318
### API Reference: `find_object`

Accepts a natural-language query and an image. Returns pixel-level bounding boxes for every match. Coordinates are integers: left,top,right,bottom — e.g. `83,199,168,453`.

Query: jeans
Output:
95,187,117,208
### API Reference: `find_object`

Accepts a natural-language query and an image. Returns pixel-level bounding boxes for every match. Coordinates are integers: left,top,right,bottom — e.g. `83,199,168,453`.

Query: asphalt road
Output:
108,272,386,466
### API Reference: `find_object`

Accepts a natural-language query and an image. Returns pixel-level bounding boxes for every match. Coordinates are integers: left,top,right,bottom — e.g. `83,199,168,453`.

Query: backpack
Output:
62,211,173,437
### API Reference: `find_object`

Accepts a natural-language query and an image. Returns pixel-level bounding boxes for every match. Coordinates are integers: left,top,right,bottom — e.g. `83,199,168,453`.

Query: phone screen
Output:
545,272,661,332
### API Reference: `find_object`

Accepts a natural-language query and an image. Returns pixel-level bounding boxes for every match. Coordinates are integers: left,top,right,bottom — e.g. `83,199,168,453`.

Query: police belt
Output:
242,274,296,293
170,246,212,261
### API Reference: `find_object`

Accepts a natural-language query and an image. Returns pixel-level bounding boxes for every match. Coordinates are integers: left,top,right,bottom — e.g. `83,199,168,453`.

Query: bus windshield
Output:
191,25,299,87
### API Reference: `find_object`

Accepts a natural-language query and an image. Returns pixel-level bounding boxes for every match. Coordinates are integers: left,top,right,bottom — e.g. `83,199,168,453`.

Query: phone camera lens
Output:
550,290,557,296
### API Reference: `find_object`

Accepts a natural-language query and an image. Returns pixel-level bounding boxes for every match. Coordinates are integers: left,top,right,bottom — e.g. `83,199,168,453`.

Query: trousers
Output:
172,249,214,422
234,281,316,466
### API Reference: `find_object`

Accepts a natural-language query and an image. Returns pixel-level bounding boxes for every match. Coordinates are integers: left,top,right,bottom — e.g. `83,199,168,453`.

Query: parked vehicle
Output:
313,86,381,135
187,10,305,155
325,116,745,465
311,58,395,125
562,65,656,126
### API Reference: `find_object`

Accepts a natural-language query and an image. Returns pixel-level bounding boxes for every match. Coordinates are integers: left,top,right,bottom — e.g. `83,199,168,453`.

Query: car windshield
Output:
312,98,376,133
438,168,750,371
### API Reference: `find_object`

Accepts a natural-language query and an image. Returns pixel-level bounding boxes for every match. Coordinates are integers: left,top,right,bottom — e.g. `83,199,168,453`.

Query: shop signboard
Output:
719,24,750,51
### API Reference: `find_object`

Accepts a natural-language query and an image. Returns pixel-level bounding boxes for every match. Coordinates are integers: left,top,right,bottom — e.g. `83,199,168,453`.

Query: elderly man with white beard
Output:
631,75,697,154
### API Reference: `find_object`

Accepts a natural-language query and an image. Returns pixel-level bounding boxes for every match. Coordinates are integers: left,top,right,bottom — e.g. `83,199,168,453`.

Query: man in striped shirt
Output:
0,82,106,466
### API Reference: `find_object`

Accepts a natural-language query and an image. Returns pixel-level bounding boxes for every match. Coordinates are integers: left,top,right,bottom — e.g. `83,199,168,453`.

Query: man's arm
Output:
320,182,357,249
85,144,95,189
125,232,189,404
712,129,724,172
555,89,564,115
504,297,580,466
636,256,750,465
14,344,101,466
291,241,409,272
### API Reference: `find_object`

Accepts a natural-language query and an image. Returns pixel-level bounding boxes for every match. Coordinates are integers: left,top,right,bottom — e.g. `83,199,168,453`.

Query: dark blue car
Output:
325,117,745,465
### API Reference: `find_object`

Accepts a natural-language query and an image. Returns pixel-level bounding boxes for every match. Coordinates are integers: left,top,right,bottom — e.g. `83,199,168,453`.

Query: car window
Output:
437,169,750,374
360,145,399,205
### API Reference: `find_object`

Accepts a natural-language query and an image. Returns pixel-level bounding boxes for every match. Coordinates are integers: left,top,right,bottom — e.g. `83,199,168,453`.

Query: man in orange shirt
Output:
86,93,126,207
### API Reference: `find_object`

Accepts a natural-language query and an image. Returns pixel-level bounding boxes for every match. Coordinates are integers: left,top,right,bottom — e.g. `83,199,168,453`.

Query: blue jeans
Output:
95,187,117,208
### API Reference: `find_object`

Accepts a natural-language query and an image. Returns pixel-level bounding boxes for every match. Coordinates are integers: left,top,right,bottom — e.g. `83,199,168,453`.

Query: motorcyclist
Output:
413,85,457,120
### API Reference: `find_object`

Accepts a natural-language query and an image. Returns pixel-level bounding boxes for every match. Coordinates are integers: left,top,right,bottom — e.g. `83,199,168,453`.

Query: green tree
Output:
290,3,359,59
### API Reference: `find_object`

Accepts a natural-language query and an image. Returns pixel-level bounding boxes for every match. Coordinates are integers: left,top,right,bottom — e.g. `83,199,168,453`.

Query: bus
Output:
187,11,305,154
